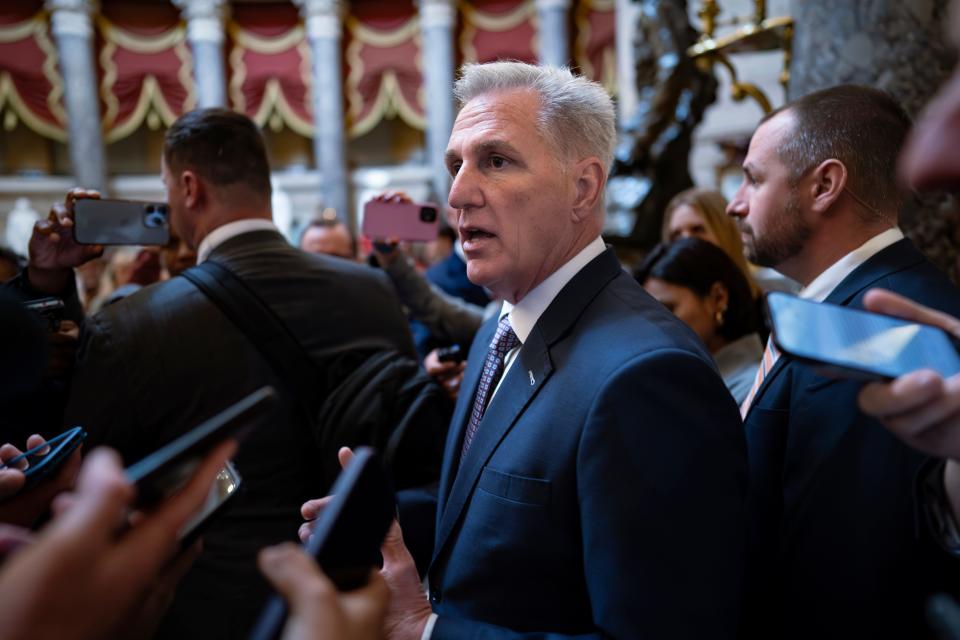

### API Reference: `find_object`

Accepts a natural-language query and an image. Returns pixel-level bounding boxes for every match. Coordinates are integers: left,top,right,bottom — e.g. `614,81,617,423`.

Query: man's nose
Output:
726,184,747,218
448,165,483,212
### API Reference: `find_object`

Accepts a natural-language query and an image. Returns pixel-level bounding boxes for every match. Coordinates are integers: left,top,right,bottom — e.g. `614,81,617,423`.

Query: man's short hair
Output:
163,108,272,198
453,62,616,170
765,84,912,220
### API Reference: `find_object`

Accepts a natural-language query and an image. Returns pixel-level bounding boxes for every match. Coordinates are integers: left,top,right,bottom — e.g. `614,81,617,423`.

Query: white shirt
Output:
800,227,904,302
196,218,279,264
420,235,607,640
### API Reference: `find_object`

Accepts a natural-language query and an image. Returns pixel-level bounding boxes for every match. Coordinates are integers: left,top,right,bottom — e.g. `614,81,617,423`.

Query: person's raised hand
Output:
259,543,389,640
299,447,354,543
423,349,466,402
379,519,432,640
0,434,82,527
0,440,235,640
27,188,104,294
857,289,960,461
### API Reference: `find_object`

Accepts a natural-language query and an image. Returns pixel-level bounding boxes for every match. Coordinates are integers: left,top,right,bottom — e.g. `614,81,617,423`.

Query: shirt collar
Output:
800,227,904,302
500,236,606,343
197,218,279,264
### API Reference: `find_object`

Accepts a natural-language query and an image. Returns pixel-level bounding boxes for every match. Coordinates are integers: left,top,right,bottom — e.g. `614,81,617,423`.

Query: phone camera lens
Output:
145,205,156,213
144,211,167,228
420,207,437,223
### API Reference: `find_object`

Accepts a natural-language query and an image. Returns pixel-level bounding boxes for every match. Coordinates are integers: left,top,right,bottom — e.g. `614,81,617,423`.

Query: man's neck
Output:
779,223,895,287
192,210,272,250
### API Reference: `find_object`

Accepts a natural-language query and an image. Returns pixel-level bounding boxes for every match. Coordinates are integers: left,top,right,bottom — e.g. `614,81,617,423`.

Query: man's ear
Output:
571,157,605,222
180,169,203,210
808,159,846,215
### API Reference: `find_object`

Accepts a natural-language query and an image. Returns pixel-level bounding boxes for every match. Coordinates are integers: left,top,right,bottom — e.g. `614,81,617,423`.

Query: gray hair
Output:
453,62,616,170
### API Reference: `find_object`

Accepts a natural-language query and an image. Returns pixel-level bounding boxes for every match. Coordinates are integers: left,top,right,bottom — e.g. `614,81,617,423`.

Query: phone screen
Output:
767,292,960,380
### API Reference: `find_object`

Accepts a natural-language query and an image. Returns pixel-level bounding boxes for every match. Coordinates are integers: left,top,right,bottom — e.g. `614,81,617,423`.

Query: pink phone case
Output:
361,200,440,242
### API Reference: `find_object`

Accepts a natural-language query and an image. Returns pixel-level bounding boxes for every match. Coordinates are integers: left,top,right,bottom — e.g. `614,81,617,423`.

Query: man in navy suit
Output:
729,85,960,639
326,61,749,639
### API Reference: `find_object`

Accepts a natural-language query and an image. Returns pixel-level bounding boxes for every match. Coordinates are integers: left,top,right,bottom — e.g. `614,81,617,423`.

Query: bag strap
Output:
181,260,320,417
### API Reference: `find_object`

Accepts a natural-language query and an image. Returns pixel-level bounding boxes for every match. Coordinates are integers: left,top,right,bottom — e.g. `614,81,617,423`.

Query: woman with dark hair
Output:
635,237,763,404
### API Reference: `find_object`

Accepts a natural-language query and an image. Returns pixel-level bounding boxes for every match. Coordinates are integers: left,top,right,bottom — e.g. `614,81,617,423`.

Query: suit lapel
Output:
433,329,553,556
432,248,623,561
435,320,493,517
743,239,923,420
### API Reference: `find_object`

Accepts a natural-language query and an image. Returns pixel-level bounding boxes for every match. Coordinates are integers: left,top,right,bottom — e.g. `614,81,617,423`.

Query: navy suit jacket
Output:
742,238,960,639
426,248,748,639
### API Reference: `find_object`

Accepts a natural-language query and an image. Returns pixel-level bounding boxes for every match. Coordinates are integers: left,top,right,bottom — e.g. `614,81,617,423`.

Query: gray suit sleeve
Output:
384,257,485,345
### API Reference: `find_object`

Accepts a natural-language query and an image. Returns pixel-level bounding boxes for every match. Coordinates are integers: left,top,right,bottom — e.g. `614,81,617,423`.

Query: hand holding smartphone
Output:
766,292,960,381
249,447,395,640
0,427,87,491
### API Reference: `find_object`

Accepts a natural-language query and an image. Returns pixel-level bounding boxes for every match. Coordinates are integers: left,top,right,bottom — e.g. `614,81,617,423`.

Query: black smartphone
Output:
178,461,242,548
436,344,465,364
248,447,395,640
74,198,171,246
0,426,86,491
24,297,65,331
766,291,960,381
125,386,276,508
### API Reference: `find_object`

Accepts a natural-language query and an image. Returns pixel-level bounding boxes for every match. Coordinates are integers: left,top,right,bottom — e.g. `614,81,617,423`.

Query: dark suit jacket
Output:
742,238,960,639
64,230,415,639
426,248,748,639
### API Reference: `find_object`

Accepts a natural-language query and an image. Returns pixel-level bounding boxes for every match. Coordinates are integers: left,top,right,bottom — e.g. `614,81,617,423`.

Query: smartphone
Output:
24,297,65,331
361,200,440,242
766,291,960,381
178,461,242,547
248,447,395,640
74,198,171,246
436,344,465,363
0,426,86,490
125,386,276,508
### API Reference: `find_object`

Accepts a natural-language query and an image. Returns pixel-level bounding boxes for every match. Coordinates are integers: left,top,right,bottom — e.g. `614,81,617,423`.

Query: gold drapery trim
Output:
460,0,535,64
229,26,314,136
0,73,68,141
345,15,425,137
97,15,185,53
0,11,67,141
574,0,616,93
98,16,194,141
228,20,305,55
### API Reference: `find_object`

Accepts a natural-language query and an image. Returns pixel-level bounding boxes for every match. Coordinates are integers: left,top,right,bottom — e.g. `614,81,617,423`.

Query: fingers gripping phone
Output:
766,292,960,381
249,447,396,640
0,427,86,491
74,198,171,246
361,200,440,242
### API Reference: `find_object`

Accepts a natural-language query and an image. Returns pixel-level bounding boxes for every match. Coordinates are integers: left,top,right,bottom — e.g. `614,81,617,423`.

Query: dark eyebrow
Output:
445,139,524,169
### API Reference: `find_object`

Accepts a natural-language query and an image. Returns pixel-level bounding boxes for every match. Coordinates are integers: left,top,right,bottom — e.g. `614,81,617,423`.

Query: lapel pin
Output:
528,370,535,386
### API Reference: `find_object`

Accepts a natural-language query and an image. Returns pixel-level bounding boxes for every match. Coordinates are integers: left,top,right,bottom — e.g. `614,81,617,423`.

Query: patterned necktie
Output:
740,336,780,419
460,316,521,460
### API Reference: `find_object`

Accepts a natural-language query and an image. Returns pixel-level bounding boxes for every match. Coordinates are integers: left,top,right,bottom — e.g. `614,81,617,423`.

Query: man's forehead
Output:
448,89,540,148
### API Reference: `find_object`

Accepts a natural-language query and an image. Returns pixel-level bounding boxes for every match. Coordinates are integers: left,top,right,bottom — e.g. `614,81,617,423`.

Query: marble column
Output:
789,0,959,281
614,0,642,124
295,0,350,227
173,0,228,109
46,0,107,193
536,0,572,67
418,0,456,202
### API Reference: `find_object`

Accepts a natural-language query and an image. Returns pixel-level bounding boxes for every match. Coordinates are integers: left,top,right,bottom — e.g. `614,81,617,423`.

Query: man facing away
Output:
25,109,416,638
305,61,749,639
730,85,960,639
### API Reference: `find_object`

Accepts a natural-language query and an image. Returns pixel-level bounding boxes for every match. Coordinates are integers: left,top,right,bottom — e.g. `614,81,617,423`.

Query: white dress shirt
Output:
196,218,279,264
799,227,904,302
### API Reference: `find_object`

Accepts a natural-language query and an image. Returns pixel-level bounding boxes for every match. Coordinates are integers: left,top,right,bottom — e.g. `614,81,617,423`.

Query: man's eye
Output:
489,156,508,169
449,162,462,176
